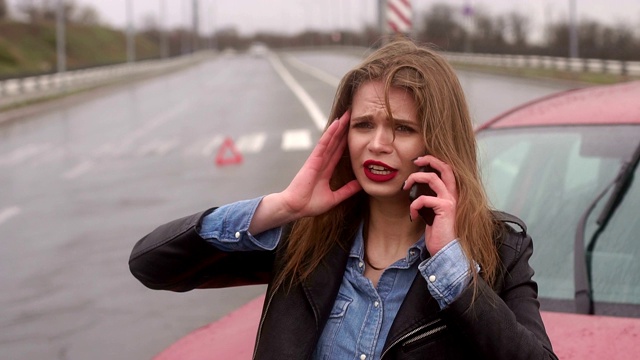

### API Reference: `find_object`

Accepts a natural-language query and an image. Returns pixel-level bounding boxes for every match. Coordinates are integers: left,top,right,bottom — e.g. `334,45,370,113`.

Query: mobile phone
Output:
408,165,440,225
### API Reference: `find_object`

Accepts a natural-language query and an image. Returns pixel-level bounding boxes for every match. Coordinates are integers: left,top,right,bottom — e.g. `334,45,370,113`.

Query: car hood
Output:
541,310,640,359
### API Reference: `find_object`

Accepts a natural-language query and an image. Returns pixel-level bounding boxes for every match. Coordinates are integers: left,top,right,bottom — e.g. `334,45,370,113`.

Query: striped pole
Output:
387,0,412,35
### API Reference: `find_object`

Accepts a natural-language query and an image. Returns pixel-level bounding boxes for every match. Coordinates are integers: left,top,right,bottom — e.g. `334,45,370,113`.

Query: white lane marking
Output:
201,135,225,156
153,140,179,156
62,160,94,179
0,206,21,226
93,100,192,159
183,137,211,156
0,143,52,166
284,56,341,87
95,143,128,158
236,133,267,154
30,147,65,166
282,129,312,151
267,53,327,131
138,138,179,156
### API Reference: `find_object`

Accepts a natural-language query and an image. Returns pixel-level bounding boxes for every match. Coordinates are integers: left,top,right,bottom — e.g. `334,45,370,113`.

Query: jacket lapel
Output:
383,272,441,350
301,241,351,329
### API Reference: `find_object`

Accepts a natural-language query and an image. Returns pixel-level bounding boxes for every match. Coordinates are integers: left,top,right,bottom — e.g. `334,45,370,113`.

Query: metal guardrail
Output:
297,46,640,77
443,52,640,77
2,48,638,111
0,51,213,109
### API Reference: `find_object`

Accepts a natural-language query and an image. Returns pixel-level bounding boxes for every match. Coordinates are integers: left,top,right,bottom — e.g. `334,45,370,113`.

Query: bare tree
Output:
0,0,8,20
17,0,88,24
72,5,100,25
472,10,506,53
418,3,466,51
505,12,530,51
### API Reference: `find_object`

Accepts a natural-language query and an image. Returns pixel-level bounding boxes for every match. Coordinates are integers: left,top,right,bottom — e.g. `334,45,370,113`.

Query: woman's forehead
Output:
351,81,417,118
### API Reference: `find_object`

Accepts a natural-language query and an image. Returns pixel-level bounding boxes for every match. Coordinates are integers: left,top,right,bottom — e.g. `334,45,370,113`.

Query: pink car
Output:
476,80,640,359
156,81,640,359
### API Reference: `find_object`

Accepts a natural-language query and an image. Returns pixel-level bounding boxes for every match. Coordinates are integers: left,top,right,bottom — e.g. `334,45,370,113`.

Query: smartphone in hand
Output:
408,166,440,225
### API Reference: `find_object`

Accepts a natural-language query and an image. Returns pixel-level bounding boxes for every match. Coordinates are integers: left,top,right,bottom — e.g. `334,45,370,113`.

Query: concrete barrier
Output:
0,51,214,108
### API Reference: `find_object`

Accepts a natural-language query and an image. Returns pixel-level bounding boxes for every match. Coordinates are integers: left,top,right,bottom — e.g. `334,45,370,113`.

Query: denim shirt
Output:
198,197,475,360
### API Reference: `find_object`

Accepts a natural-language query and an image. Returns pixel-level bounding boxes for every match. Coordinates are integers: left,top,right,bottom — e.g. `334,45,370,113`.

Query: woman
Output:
130,39,557,359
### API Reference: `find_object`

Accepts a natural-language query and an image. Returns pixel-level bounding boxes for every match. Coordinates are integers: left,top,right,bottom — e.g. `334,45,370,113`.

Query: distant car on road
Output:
476,80,640,359
248,42,268,57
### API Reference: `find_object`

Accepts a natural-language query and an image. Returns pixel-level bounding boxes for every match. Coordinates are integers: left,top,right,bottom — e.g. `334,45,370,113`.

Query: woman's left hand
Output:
403,155,458,255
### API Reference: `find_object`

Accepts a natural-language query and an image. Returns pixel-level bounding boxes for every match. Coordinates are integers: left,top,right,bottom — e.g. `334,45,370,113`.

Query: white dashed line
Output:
282,129,312,151
201,135,225,156
138,138,179,156
93,100,192,159
62,160,94,179
95,142,128,158
236,133,267,154
0,143,52,166
0,206,21,226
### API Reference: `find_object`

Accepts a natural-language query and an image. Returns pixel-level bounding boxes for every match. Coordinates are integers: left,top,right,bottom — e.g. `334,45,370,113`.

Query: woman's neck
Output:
365,197,424,257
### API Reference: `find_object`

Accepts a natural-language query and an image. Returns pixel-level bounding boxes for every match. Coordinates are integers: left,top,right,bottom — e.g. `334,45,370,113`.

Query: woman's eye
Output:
352,121,373,129
396,124,416,133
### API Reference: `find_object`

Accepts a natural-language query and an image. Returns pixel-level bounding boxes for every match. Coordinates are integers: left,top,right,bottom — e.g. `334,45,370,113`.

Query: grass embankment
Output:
0,20,160,78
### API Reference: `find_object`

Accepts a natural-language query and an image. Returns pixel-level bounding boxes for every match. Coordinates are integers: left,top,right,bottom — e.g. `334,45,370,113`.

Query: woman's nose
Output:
368,128,393,153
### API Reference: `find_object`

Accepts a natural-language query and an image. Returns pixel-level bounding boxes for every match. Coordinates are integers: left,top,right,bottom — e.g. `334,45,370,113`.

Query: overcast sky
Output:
8,0,640,36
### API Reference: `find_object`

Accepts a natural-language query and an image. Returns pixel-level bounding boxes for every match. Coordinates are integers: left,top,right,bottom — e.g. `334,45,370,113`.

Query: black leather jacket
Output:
129,208,557,360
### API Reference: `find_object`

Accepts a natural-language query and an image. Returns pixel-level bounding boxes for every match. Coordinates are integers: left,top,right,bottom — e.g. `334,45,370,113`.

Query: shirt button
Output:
358,261,364,268
360,354,367,360
374,301,380,308
234,231,241,239
410,250,416,256
429,275,437,282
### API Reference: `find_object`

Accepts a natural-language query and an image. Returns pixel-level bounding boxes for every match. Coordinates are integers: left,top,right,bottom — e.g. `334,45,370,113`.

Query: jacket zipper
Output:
252,291,276,360
380,318,443,359
402,324,447,346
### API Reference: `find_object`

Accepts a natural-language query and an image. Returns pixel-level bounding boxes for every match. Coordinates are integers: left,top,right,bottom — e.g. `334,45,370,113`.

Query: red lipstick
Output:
363,160,398,182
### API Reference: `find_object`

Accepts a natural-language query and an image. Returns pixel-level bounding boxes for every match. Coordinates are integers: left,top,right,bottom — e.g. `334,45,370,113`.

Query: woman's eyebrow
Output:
351,115,415,123
350,115,372,121
391,117,419,126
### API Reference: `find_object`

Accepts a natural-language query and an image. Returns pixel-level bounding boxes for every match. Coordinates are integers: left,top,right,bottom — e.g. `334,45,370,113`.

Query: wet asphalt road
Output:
0,48,574,360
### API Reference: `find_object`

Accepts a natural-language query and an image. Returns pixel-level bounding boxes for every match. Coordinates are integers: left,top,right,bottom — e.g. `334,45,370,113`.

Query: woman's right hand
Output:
249,111,362,234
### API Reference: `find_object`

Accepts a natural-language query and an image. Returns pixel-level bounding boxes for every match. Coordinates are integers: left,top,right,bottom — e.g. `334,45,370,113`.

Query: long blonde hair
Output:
274,39,499,292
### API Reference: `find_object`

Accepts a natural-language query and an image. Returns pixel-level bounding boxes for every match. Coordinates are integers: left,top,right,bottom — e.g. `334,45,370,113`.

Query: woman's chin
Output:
361,185,405,201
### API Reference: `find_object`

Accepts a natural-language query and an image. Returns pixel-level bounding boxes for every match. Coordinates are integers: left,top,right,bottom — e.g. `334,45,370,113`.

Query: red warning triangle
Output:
215,137,243,166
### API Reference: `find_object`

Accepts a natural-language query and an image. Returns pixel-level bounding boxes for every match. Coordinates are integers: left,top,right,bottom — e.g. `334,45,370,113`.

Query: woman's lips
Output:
363,160,398,182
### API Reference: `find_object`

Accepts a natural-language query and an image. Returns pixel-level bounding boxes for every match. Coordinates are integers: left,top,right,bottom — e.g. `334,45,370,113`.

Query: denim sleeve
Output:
197,196,282,252
418,239,480,309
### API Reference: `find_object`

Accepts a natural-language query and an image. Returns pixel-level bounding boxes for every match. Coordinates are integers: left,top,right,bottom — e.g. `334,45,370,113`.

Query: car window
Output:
477,125,640,310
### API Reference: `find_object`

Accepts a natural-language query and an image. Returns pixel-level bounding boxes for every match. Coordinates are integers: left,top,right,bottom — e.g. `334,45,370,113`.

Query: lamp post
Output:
192,0,199,53
160,0,168,58
56,0,66,73
569,0,579,58
126,0,135,63
377,0,386,38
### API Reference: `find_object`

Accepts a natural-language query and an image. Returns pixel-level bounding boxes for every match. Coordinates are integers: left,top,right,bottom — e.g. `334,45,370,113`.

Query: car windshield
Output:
477,125,640,310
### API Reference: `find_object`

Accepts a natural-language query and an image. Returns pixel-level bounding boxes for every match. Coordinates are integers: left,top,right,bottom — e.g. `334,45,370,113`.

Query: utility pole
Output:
56,0,66,73
192,0,199,53
126,0,135,63
463,0,473,53
378,0,386,40
210,0,217,50
160,0,168,58
569,0,579,58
